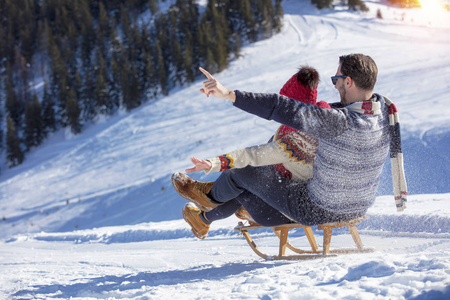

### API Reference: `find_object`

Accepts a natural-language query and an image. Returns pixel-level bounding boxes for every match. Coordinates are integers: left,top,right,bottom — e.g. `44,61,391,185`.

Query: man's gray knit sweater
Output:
233,91,390,215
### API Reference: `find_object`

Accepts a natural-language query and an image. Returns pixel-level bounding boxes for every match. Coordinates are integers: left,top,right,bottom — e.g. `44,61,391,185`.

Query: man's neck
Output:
342,90,373,105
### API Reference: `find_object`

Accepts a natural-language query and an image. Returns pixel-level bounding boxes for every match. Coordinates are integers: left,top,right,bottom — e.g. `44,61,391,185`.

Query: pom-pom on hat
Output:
279,66,319,105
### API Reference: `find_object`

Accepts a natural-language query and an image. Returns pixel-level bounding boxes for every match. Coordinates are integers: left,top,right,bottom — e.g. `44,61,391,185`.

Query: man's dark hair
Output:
296,66,319,90
339,54,378,91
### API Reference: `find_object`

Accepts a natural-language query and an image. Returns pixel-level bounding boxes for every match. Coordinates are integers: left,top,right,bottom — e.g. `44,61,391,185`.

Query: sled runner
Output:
234,216,373,260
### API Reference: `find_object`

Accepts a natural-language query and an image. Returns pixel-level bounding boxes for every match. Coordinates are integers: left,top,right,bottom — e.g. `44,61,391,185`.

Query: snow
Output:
1,0,450,298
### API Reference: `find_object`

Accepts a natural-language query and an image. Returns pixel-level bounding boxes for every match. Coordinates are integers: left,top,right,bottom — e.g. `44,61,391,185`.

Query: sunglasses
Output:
331,75,347,85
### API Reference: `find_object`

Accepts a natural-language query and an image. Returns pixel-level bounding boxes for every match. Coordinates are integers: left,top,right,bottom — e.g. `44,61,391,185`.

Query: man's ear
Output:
346,76,353,88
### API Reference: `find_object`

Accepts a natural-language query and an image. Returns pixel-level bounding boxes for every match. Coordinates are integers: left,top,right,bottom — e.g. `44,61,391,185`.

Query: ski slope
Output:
1,0,450,299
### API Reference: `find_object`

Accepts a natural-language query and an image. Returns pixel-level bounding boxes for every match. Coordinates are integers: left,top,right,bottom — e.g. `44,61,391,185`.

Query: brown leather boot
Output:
171,173,217,212
182,203,210,239
235,207,260,226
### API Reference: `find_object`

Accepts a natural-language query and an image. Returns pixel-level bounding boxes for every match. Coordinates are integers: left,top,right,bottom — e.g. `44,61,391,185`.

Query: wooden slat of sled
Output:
234,217,373,260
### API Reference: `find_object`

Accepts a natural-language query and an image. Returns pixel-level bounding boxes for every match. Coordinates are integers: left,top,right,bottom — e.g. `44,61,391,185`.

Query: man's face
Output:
334,65,347,104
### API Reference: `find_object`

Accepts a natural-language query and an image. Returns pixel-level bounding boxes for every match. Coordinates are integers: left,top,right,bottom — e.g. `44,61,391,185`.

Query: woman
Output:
173,66,330,239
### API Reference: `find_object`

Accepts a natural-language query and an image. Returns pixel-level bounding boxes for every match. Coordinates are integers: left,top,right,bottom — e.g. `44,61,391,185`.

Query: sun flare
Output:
415,0,449,24
418,0,446,11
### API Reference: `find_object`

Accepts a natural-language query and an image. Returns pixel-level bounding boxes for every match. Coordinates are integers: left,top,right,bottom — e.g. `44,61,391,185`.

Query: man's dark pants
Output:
205,166,363,226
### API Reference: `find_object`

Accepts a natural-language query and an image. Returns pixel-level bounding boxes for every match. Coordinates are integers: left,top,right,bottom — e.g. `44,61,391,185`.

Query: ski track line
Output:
286,14,304,43
323,18,338,41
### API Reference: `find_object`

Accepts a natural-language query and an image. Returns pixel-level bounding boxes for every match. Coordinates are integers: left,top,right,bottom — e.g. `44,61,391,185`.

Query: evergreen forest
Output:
0,0,283,168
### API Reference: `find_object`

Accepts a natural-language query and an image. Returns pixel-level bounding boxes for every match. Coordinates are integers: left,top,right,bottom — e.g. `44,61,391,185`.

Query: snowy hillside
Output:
1,0,450,299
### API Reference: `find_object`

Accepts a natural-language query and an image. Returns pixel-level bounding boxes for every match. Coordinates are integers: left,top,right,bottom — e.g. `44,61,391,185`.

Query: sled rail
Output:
234,217,373,260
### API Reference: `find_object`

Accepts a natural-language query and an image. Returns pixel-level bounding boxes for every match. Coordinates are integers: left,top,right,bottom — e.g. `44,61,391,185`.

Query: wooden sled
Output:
234,217,373,260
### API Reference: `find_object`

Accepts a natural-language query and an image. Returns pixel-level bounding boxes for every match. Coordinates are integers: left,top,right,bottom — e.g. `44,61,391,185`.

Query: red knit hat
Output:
274,67,330,179
279,66,319,105
276,66,328,138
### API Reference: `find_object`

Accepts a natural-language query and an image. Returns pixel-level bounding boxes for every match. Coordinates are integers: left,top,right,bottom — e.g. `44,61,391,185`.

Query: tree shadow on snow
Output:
12,260,290,298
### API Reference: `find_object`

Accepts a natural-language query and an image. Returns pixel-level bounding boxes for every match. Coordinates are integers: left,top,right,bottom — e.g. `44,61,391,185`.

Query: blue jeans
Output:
205,166,364,226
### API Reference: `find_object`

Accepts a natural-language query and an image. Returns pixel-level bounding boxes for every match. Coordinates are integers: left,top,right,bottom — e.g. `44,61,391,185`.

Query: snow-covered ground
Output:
1,0,450,299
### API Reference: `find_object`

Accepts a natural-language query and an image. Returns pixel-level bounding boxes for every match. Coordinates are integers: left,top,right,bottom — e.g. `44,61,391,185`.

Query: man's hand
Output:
185,157,212,173
199,67,236,103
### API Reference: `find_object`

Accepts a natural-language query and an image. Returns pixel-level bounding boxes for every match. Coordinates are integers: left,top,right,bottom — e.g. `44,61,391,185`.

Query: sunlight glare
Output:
419,0,445,11
417,0,449,24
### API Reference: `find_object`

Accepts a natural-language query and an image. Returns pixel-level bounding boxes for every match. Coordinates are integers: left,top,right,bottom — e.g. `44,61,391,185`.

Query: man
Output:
173,54,407,238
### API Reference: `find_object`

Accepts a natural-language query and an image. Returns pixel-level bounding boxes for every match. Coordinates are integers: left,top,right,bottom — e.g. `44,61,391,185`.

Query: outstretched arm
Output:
197,68,348,144
185,130,316,174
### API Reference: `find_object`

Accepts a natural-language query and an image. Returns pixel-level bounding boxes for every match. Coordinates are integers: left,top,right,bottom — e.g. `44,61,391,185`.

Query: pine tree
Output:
182,0,200,70
14,47,31,105
120,58,141,111
129,64,141,109
41,83,56,134
184,30,195,83
120,56,132,110
59,5,72,36
205,0,229,72
154,41,168,95
96,2,110,58
80,1,95,65
238,0,256,42
5,69,23,127
89,0,100,18
109,27,123,110
74,72,82,103
7,45,27,115
3,1,18,64
197,20,208,68
66,88,81,134
149,0,160,15
142,51,156,96
6,116,24,167
172,39,185,85
42,18,54,58
48,41,69,114
120,4,131,47
110,56,122,109
19,27,34,64
95,68,108,115
67,20,79,51
155,14,168,59
63,45,78,83
311,0,333,9
348,0,369,11
24,99,35,150
80,69,96,121
205,48,216,73
274,0,283,32
258,0,275,38
0,25,6,65
33,95,44,146
129,22,142,64
24,94,44,150
232,32,241,59
140,26,151,56
16,0,36,64
98,2,111,37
